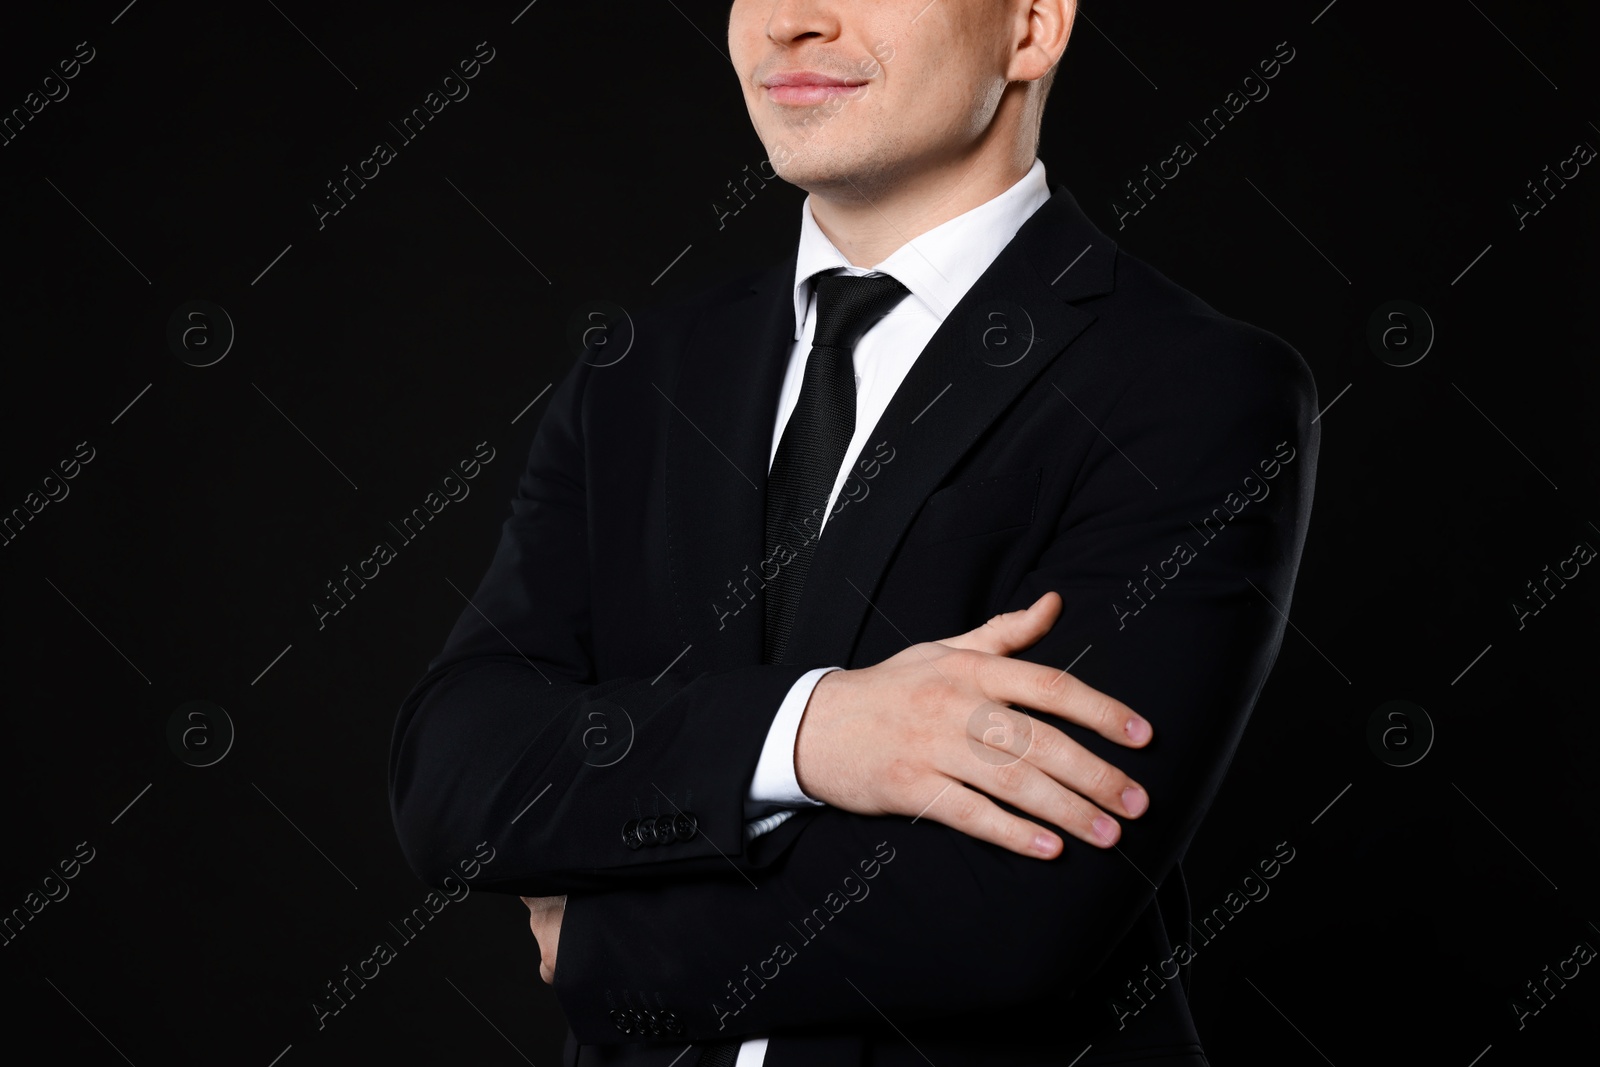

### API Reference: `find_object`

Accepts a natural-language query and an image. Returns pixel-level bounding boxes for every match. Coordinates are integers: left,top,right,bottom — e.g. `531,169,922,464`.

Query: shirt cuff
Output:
745,666,838,817
734,1037,769,1067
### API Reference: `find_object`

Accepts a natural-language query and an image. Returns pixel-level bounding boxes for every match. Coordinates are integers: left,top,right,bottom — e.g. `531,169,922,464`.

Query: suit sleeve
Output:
387,352,815,897
550,326,1321,1041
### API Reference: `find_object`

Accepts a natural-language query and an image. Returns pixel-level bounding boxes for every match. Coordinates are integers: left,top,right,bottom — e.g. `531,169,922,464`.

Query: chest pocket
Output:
902,467,1042,550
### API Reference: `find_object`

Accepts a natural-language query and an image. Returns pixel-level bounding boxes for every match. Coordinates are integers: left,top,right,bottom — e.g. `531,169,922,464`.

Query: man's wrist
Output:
793,666,846,803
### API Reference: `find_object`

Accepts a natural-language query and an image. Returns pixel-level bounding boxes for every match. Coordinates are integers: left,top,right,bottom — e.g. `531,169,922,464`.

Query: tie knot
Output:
811,271,911,351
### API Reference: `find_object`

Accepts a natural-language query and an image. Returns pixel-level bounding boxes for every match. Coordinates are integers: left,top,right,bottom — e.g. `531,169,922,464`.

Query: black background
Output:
2,1,1596,1063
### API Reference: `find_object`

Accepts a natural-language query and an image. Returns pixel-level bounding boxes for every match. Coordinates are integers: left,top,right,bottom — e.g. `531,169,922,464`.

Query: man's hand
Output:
521,894,566,984
794,591,1152,859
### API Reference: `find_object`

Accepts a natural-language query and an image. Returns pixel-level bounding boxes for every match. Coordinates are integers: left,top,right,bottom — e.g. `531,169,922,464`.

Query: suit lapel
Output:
662,253,796,670
662,183,1117,672
782,184,1116,667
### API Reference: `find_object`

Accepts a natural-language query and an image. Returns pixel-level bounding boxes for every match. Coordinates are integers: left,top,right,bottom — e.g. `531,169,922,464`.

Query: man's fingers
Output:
919,777,1058,857
965,707,1149,822
979,658,1153,748
986,755,1131,847
940,591,1061,655
910,775,1126,860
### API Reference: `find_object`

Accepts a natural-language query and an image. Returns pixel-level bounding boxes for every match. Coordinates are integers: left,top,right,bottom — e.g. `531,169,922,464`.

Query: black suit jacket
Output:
388,182,1319,1067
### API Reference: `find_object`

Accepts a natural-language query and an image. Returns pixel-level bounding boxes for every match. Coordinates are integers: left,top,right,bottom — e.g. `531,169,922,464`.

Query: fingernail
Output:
1092,816,1118,844
1125,716,1151,743
1032,832,1057,856
1122,786,1148,817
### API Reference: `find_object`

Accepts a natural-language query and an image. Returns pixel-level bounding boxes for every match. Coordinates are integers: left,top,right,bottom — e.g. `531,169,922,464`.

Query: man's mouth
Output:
762,70,869,106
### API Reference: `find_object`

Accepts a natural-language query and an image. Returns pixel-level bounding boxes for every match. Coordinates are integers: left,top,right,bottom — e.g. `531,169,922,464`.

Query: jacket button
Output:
663,1010,683,1035
674,812,698,842
610,1008,634,1034
638,816,659,845
622,819,643,850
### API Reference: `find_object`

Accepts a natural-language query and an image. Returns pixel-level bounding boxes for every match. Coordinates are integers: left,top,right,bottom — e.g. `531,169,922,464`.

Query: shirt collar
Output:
790,158,1052,340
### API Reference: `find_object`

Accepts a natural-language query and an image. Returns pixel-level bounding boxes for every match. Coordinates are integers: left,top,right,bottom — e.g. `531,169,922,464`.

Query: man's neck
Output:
806,147,1035,267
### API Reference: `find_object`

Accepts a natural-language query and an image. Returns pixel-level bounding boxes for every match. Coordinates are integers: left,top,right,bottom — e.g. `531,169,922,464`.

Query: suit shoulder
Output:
567,260,783,391
633,259,782,333
1098,247,1316,412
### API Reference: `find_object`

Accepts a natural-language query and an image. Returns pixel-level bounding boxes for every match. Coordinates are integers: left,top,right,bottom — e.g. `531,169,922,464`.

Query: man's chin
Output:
768,158,878,197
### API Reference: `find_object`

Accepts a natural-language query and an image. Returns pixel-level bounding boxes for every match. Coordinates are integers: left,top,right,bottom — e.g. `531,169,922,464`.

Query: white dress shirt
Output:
733,158,1053,1067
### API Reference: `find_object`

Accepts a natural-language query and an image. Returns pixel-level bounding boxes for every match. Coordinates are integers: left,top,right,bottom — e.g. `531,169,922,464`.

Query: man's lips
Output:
762,70,869,106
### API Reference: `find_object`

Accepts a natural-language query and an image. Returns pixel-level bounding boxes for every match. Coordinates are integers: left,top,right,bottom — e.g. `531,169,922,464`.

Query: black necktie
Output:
695,273,908,1067
761,270,911,665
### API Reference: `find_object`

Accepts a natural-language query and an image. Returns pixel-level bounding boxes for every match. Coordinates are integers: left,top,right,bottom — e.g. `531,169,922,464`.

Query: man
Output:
388,1,1319,1064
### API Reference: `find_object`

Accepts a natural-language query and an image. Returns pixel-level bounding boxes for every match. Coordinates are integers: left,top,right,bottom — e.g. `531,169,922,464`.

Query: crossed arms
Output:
388,322,1319,1042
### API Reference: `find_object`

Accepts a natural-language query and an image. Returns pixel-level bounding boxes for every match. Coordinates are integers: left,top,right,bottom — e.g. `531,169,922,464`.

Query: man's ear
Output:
1012,0,1074,87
